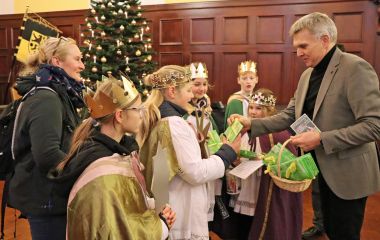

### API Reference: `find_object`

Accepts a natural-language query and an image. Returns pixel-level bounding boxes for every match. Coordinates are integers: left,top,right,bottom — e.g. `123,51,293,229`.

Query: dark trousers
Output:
28,215,66,240
311,176,324,231
318,174,367,240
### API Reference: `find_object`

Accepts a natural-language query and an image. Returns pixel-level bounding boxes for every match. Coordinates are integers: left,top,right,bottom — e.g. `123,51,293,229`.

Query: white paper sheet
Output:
228,160,264,179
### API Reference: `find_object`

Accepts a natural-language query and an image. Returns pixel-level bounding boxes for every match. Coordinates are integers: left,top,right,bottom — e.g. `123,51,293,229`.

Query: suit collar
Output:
312,48,342,119
295,69,312,119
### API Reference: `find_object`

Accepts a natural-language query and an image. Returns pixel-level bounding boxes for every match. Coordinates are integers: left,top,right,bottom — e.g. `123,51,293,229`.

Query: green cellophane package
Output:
239,149,256,159
263,143,319,181
263,143,296,165
224,119,243,142
207,130,223,154
286,153,319,180
207,129,256,158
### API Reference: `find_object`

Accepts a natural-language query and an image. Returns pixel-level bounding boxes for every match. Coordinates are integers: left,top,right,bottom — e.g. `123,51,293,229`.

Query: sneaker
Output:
302,226,324,239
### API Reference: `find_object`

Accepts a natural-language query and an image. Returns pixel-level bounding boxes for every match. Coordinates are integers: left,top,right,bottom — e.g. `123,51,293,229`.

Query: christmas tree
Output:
80,0,155,95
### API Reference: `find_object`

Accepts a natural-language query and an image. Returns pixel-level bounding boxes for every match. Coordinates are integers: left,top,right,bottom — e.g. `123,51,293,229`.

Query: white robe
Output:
167,116,226,240
186,114,219,221
229,135,262,216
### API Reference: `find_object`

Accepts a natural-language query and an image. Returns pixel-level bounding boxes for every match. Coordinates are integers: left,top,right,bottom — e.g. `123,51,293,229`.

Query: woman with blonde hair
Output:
8,37,84,240
139,65,240,240
50,76,175,239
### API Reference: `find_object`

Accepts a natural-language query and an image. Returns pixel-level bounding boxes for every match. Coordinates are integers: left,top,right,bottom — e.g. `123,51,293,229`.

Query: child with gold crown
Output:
185,62,223,224
224,60,258,130
50,76,175,239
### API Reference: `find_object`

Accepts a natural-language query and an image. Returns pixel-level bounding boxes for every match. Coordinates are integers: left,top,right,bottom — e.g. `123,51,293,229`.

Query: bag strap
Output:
11,86,56,160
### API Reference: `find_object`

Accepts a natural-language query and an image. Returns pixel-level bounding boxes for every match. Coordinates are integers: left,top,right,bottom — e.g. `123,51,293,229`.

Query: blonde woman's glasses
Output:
52,36,68,57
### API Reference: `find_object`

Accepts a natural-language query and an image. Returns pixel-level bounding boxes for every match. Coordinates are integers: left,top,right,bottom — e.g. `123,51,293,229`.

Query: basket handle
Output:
276,138,293,178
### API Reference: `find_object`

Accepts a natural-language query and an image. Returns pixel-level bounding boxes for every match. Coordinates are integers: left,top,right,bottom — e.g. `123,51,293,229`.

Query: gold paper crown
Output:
148,66,192,89
238,61,257,75
250,92,276,107
85,74,139,119
189,62,208,79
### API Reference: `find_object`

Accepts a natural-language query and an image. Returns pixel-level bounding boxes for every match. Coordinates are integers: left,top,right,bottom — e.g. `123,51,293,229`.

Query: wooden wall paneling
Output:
160,19,184,45
190,17,215,45
159,52,183,66
223,16,248,45
257,52,284,102
0,1,379,105
256,15,285,44
333,12,363,43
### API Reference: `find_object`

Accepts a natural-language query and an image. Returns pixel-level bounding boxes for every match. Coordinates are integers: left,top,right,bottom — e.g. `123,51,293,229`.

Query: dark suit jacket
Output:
250,48,380,200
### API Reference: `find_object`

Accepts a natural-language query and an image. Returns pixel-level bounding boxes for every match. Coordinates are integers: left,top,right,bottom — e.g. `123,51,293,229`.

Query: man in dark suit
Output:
230,12,380,240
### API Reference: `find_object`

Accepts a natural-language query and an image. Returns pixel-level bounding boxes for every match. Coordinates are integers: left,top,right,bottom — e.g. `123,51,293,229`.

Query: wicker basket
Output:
268,139,312,192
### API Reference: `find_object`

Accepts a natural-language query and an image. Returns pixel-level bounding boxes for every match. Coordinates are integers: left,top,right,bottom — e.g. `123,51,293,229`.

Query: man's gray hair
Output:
289,12,337,44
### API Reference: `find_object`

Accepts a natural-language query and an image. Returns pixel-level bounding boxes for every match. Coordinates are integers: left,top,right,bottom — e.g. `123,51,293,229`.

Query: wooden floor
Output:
0,182,379,240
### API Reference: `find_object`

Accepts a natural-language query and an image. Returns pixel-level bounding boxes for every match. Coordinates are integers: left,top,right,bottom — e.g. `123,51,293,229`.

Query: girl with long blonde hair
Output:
139,65,241,240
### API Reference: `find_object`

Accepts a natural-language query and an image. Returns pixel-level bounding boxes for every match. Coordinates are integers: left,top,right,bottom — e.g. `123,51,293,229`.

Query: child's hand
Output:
160,204,176,229
223,134,242,154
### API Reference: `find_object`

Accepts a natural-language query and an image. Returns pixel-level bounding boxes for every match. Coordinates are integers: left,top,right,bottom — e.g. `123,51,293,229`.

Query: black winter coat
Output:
8,71,82,216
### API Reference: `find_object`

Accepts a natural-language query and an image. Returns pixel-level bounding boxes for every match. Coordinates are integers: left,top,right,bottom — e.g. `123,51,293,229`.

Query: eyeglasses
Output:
123,105,145,117
51,36,68,57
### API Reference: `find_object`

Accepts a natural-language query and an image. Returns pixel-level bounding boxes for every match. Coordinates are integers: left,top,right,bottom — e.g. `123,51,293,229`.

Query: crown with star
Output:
85,73,139,119
189,62,208,79
238,60,257,75
250,91,276,107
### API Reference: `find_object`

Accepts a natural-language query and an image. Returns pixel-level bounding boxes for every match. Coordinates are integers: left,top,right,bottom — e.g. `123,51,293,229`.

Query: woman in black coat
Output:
8,37,85,240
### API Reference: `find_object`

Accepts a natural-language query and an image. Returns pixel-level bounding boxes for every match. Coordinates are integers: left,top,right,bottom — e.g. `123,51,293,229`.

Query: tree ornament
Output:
101,56,107,63
138,6,141,10
117,49,122,55
146,26,150,31
125,66,131,72
147,55,152,61
128,38,132,43
137,12,142,17
107,71,112,76
101,31,106,37
96,45,102,51
126,4,131,9
143,59,147,62
91,9,96,14
131,19,136,25
147,38,151,42
101,15,106,21
112,11,117,16
143,89,149,96
134,33,139,39
107,2,113,7
100,4,106,9
85,53,91,58
92,66,98,72
143,21,147,25
120,25,125,31
87,22,92,28
136,50,141,56
80,33,84,37
118,9,123,15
